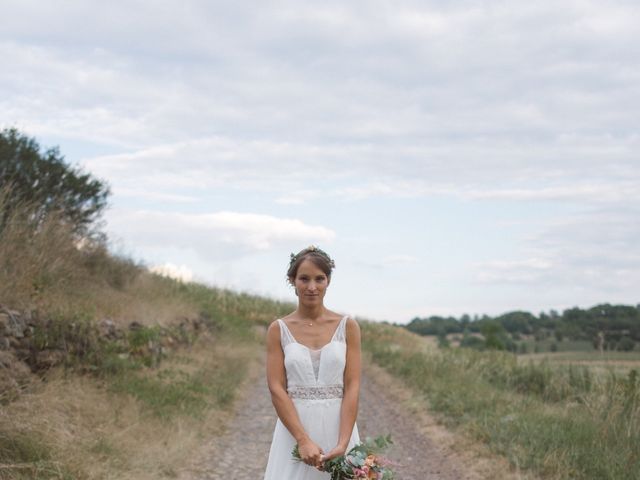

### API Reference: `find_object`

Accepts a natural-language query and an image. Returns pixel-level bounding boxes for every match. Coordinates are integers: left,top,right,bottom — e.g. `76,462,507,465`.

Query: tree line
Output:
404,303,640,352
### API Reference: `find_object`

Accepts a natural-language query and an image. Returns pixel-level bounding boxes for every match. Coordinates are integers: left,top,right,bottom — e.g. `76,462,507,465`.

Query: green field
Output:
517,339,595,353
521,350,640,363
519,350,640,381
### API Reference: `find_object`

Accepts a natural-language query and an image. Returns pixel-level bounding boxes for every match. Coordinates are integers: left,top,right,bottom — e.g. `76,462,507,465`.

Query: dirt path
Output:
177,364,485,480
177,366,274,479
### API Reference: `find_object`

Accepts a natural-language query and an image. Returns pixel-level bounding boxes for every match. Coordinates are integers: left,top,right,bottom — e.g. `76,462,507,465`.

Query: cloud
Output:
462,182,640,203
382,254,420,266
357,253,420,269
3,2,636,158
3,1,638,218
275,190,321,205
116,188,197,203
473,207,640,293
80,133,640,208
474,258,553,284
149,263,194,283
106,209,336,260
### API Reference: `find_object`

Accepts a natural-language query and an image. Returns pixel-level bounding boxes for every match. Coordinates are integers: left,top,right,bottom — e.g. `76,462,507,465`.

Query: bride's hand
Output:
319,444,347,465
297,438,324,468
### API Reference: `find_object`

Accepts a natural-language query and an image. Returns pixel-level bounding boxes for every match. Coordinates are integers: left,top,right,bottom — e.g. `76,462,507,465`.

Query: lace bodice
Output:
277,315,349,399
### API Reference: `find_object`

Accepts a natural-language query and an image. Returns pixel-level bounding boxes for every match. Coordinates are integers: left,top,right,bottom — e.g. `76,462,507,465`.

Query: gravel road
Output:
177,367,476,480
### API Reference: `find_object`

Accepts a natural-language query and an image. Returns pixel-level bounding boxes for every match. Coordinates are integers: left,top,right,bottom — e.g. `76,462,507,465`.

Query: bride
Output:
263,246,361,479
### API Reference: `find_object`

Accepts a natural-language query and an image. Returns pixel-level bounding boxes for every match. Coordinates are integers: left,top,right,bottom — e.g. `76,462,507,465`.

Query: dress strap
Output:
277,319,296,347
332,315,350,343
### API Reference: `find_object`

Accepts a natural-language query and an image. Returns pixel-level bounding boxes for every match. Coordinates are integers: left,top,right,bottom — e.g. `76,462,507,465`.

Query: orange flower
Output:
365,455,376,467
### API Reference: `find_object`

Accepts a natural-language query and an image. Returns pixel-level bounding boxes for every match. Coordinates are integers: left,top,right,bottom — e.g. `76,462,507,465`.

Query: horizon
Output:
146,267,640,325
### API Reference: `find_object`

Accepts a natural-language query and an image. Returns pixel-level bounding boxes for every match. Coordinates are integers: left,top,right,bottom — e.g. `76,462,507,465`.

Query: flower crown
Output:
289,245,336,271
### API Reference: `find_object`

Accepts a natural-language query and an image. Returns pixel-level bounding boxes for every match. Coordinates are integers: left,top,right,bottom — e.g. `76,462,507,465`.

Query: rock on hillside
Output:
0,305,209,404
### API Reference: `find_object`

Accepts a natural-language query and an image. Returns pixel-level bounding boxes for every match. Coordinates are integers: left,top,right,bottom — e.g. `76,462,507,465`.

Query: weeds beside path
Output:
176,361,273,479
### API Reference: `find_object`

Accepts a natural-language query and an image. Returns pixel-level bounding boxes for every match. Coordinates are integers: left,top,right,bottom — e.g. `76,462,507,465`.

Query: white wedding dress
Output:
263,315,360,479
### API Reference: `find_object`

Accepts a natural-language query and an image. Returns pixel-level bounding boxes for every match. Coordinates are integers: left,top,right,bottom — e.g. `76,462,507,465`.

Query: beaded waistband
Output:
288,384,344,400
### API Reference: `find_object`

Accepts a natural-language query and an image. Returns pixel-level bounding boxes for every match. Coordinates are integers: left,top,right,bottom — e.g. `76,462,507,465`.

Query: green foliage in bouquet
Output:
292,434,395,480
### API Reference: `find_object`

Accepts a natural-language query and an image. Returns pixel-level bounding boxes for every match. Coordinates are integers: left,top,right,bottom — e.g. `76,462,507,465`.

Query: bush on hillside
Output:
0,127,110,237
460,331,485,350
618,337,635,352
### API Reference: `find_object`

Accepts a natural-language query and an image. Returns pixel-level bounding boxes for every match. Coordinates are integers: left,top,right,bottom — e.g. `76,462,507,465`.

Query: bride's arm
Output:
331,316,362,457
265,321,323,466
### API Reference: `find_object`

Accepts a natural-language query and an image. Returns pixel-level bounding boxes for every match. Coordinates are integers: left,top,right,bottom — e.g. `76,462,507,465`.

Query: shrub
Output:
618,337,635,352
0,128,109,237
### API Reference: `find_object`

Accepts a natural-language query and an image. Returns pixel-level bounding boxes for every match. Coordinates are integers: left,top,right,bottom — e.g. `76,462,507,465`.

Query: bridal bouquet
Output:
292,434,396,480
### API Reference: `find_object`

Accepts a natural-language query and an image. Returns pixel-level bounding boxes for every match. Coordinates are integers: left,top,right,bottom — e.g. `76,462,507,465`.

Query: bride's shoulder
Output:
336,311,357,322
335,312,360,333
272,312,297,326
327,311,358,325
343,315,361,346
324,309,347,321
344,315,360,329
267,317,284,336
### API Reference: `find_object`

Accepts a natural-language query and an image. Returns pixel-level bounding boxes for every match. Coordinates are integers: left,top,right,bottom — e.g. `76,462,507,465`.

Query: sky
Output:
2,0,639,323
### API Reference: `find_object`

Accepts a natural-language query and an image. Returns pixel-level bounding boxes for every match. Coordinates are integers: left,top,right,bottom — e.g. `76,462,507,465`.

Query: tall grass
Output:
362,322,640,480
0,186,199,327
0,431,75,480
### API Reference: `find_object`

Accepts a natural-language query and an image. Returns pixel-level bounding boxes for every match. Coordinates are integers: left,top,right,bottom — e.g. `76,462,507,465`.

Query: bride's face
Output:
293,259,330,304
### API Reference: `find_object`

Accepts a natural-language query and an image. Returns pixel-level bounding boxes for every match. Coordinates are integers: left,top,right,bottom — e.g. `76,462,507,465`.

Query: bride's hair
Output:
287,245,335,285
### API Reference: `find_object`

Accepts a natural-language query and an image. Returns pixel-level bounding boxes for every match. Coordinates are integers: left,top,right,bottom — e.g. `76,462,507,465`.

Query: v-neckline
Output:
281,315,347,351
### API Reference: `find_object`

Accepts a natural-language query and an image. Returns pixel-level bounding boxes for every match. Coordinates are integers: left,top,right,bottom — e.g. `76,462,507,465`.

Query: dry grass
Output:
0,189,197,326
53,269,200,328
358,318,432,352
0,334,258,480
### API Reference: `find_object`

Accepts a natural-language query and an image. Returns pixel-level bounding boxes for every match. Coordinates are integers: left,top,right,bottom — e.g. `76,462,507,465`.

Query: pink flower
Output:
353,468,368,479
